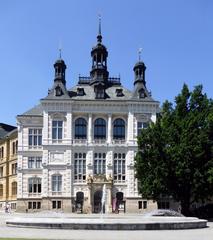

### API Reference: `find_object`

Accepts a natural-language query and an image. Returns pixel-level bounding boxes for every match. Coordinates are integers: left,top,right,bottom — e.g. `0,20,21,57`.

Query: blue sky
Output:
1,0,213,125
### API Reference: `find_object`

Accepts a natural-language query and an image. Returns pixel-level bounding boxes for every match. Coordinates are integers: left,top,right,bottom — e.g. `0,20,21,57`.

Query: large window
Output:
0,167,3,177
74,153,86,182
94,118,106,139
12,182,17,195
0,184,3,197
28,157,42,169
0,147,4,159
52,120,63,140
94,153,106,175
75,118,87,139
52,175,62,192
137,122,149,136
113,118,125,140
11,163,17,174
28,201,41,210
12,140,18,155
28,178,41,193
114,153,126,182
29,129,42,147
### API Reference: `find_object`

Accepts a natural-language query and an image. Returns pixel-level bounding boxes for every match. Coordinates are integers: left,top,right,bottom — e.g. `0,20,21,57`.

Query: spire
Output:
59,48,62,59
138,48,142,61
97,14,102,43
58,40,62,59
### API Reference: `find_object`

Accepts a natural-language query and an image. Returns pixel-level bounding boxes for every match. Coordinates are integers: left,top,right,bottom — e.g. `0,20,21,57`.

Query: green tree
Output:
135,84,213,216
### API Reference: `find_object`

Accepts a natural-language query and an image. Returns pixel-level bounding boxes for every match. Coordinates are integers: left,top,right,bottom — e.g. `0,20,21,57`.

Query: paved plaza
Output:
0,212,212,240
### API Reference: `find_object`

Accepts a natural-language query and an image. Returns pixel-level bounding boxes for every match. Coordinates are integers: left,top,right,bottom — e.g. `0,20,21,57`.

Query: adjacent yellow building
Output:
0,123,17,211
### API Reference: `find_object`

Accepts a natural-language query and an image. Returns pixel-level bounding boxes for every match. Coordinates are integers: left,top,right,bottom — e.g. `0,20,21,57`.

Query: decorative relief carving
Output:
49,152,64,163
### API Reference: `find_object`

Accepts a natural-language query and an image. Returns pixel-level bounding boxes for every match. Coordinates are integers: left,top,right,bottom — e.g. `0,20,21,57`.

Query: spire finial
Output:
98,14,101,35
97,14,102,43
58,40,62,59
138,48,142,61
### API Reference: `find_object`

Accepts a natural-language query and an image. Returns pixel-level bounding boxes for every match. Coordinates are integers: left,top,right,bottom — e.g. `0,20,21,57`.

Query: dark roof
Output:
0,123,16,139
21,104,43,116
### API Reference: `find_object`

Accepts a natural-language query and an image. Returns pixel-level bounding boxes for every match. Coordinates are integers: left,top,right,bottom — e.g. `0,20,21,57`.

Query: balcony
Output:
93,139,106,145
112,139,126,145
28,193,42,198
72,139,88,145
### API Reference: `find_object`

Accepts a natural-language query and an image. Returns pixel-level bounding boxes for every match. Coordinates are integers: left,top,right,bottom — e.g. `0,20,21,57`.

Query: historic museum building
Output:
16,25,159,213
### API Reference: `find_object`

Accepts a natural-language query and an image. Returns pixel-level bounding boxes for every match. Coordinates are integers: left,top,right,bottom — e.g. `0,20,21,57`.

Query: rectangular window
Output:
94,153,106,175
52,175,62,192
113,153,126,182
137,122,149,136
138,201,142,209
28,178,41,193
52,200,61,209
143,201,147,209
0,184,3,196
28,157,42,169
74,153,86,182
0,147,4,159
28,201,41,210
52,120,63,140
11,163,17,174
0,167,3,177
28,202,32,209
11,203,16,209
29,129,42,147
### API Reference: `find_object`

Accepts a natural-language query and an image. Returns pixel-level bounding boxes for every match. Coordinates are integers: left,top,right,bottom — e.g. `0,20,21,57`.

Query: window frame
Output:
28,128,42,147
113,153,126,183
113,118,125,140
74,153,86,182
94,118,106,139
28,177,42,194
52,120,63,141
52,174,62,192
94,153,106,175
74,118,87,139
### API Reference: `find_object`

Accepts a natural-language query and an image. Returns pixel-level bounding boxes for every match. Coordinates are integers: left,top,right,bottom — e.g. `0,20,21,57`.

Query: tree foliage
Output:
135,84,213,215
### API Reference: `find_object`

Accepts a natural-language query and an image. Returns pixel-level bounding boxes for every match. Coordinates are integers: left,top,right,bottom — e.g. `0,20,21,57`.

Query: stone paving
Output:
0,212,212,240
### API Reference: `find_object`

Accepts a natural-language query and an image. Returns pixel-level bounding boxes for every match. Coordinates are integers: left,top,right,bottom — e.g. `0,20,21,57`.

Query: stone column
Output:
127,112,134,142
88,114,92,143
107,114,112,144
86,185,92,213
43,111,48,144
66,112,72,143
107,185,112,213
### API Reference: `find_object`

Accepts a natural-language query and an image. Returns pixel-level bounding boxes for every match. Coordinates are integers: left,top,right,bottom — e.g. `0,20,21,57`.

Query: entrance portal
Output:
93,190,103,213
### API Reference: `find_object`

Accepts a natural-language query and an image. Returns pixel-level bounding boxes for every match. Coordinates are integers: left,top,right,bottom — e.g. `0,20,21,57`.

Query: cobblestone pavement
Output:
0,212,212,240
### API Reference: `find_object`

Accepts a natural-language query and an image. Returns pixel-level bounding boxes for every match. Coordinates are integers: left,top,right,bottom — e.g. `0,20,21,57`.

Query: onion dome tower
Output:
133,49,149,99
90,16,109,85
54,49,67,86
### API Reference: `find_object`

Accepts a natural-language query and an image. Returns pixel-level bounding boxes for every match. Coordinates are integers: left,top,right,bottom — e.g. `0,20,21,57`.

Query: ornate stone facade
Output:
16,24,159,213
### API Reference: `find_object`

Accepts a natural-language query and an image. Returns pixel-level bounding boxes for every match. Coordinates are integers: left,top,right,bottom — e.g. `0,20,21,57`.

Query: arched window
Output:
28,178,41,193
12,182,17,195
75,118,87,139
94,118,106,139
113,118,125,140
52,175,62,192
0,184,3,197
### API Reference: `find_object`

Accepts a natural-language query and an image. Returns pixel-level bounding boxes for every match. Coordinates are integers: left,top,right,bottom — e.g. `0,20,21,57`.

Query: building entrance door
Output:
93,190,102,213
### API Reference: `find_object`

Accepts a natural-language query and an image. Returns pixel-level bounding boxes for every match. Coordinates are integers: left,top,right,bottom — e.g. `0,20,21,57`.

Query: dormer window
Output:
94,84,105,99
116,88,124,97
138,89,146,99
55,86,63,96
77,87,85,96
